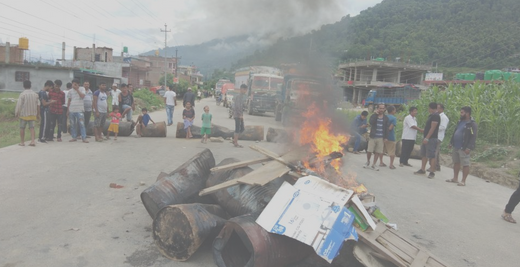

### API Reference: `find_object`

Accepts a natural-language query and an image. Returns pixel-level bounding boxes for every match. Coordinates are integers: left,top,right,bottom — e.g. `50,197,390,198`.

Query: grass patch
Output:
485,161,502,168
0,92,25,148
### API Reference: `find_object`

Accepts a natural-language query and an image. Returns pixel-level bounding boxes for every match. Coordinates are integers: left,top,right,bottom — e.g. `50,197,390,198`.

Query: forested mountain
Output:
234,0,520,70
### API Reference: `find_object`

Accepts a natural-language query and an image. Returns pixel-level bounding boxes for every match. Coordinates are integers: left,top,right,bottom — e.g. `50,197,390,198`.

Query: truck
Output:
274,74,328,126
215,79,231,98
234,66,283,115
364,85,422,110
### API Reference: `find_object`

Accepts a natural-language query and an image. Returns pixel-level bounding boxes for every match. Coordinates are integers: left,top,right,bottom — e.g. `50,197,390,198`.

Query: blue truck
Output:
364,85,422,110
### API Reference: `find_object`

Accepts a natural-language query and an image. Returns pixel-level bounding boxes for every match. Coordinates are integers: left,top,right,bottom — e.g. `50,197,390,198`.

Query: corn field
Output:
404,81,520,146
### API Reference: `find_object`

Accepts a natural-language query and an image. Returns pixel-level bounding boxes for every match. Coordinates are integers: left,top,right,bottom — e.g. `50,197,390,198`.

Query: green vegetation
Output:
0,92,24,148
405,82,520,146
133,89,165,110
473,147,509,162
157,75,198,97
235,0,520,70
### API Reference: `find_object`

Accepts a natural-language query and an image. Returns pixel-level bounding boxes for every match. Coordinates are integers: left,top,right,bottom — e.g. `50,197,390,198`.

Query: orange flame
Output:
299,103,349,173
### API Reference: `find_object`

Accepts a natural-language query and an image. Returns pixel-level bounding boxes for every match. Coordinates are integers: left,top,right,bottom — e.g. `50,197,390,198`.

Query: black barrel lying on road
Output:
213,214,312,267
141,149,216,219
175,123,264,141
86,121,135,137
153,203,228,261
207,158,284,217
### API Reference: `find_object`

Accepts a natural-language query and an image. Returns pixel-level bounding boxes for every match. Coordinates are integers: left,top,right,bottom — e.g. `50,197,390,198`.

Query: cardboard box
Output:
256,176,358,262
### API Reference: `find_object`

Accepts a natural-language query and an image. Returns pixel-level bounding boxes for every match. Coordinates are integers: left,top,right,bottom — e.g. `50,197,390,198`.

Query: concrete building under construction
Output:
338,60,432,104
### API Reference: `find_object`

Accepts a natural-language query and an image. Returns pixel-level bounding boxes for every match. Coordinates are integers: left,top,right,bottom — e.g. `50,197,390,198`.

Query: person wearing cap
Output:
183,87,195,108
110,83,121,112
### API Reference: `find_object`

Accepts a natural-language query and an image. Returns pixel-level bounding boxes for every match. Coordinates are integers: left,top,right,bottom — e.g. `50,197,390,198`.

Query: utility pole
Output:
161,24,171,88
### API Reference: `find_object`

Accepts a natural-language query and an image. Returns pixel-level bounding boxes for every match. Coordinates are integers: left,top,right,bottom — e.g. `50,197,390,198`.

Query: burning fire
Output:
299,103,349,173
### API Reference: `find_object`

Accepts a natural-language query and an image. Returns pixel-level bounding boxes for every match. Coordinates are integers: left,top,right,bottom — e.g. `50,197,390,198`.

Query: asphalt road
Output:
1,97,519,267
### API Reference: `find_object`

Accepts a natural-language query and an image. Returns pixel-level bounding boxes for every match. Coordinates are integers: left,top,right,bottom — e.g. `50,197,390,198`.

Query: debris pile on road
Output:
140,147,452,267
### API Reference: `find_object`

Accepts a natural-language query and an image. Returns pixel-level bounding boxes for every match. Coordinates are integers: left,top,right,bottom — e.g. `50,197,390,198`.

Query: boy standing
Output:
38,80,55,143
201,106,212,144
15,80,40,146
136,108,155,137
92,82,109,142
182,102,195,139
107,106,122,140
380,105,398,169
67,79,88,143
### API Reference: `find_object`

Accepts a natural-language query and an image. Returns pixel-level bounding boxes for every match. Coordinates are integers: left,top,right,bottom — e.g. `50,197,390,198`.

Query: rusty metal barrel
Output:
175,123,264,141
140,149,216,219
141,121,167,137
153,203,228,261
86,121,135,137
207,158,284,217
266,127,290,143
213,214,312,267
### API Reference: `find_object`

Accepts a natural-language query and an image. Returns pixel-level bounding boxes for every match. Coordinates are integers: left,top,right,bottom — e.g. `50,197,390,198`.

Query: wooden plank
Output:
237,161,291,186
210,157,271,172
379,230,420,259
377,236,414,264
357,229,408,267
250,145,291,166
198,178,242,196
410,250,430,267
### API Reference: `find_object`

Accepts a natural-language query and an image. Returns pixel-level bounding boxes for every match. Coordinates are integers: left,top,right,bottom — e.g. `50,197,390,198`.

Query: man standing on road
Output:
446,106,477,186
436,104,449,171
164,85,177,126
351,111,369,154
380,105,397,169
232,84,247,148
92,82,109,142
363,104,388,171
502,171,520,223
183,87,195,108
38,80,55,143
110,83,121,112
47,80,65,142
414,102,440,179
67,79,88,143
400,107,423,167
15,80,40,147
119,84,134,122
83,81,93,131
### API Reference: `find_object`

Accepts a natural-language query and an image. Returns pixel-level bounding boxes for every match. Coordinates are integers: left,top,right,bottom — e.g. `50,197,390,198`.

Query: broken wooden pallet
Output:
357,222,451,267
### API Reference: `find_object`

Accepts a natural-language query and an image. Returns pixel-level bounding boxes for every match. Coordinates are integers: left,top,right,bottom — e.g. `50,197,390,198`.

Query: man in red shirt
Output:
47,80,65,141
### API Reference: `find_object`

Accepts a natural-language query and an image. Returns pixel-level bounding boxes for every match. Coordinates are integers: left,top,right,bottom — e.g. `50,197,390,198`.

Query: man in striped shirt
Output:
15,80,40,146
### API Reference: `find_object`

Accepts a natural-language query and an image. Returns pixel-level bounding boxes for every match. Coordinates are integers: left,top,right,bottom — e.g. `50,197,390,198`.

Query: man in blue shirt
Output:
351,111,369,154
380,105,397,169
364,104,389,171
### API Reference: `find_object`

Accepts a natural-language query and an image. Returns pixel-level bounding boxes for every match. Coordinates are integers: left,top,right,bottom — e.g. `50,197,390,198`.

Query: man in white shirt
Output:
399,106,423,167
436,104,450,171
110,83,121,112
164,85,177,126
67,79,88,143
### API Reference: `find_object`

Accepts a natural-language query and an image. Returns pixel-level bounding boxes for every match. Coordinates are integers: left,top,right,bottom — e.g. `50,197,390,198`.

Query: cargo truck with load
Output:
234,66,283,116
364,85,422,110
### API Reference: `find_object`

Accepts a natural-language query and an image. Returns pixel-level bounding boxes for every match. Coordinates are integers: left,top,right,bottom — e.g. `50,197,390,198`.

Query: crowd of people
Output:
15,79,144,145
352,102,477,187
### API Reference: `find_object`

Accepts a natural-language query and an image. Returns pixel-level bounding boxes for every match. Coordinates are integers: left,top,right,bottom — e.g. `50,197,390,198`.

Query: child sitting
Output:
136,108,155,137
107,106,122,140
200,105,212,143
182,102,195,139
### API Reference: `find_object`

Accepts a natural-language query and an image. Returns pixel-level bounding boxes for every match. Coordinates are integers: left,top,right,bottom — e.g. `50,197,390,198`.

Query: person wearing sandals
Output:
445,106,477,186
232,84,247,148
15,80,40,147
182,103,195,139
414,102,440,179
379,105,397,169
363,104,389,171
503,171,520,223
67,79,89,143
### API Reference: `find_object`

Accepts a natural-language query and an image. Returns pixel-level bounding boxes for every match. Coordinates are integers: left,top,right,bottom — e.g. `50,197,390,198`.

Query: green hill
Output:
234,0,520,70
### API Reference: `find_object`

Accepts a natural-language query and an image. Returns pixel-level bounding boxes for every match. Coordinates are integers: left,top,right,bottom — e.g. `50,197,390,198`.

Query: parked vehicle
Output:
224,90,238,108
215,79,231,99
234,66,283,115
364,85,421,110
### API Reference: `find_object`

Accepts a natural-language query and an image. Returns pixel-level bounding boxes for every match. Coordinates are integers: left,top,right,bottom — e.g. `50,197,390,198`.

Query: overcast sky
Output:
0,0,382,61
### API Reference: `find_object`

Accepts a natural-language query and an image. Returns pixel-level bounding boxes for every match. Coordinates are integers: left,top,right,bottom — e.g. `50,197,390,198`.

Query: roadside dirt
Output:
439,146,520,189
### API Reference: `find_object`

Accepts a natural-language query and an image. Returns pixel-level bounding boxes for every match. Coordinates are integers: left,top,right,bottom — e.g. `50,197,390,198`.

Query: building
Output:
114,56,152,87
0,42,25,64
138,55,177,87
0,63,74,92
338,60,432,104
73,46,113,62
177,65,204,86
